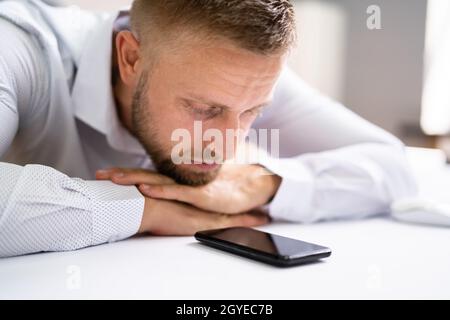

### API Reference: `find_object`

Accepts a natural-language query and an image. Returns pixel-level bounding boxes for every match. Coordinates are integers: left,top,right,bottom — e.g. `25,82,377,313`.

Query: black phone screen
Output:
195,227,331,266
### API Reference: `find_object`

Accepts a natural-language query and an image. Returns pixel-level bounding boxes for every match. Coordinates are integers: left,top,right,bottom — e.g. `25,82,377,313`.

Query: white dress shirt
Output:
0,0,417,257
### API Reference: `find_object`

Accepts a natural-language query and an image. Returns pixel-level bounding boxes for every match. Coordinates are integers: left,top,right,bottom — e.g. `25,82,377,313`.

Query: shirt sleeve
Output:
253,67,418,222
0,163,144,258
0,18,144,258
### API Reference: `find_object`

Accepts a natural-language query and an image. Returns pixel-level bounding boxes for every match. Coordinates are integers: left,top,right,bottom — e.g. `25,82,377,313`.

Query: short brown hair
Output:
130,0,296,55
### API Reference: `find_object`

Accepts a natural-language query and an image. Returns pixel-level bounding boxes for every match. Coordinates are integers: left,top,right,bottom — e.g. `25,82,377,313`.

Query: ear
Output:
115,30,142,86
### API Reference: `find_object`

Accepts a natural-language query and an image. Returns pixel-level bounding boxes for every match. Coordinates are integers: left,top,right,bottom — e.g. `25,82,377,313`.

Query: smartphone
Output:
194,227,331,267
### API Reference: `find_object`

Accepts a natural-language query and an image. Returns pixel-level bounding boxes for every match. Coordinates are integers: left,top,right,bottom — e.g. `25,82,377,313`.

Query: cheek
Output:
146,94,185,144
160,112,196,148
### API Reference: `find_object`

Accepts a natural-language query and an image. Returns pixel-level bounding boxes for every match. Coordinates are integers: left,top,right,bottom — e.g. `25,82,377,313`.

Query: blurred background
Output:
56,0,449,157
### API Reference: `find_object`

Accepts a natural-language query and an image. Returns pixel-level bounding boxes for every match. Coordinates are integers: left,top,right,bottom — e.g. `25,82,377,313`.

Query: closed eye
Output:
184,102,224,120
193,106,223,117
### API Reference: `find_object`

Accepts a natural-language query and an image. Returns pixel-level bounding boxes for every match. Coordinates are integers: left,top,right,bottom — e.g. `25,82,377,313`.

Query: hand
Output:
96,164,281,214
138,197,270,236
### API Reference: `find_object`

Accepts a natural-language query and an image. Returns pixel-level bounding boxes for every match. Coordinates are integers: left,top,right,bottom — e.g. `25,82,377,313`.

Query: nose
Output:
204,114,244,162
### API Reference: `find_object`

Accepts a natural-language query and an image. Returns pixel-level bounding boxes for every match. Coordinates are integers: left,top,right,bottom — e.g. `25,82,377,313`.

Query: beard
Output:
131,71,221,186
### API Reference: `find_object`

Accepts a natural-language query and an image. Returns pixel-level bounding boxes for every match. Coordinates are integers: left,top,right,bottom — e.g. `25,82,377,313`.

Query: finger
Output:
139,183,198,204
148,201,268,236
97,168,174,185
186,210,269,235
147,200,220,236
193,211,270,233
95,167,130,180
95,168,116,180
113,170,175,185
221,212,270,229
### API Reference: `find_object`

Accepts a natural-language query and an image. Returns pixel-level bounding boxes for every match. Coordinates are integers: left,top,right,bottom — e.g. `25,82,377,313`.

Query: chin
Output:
156,161,221,186
173,168,220,186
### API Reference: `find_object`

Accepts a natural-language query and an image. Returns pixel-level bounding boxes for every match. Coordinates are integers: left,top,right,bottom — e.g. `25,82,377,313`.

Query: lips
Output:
186,163,220,171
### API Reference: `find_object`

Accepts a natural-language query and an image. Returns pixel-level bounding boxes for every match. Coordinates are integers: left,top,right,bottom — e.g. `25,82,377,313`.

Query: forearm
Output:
0,162,144,257
260,143,418,222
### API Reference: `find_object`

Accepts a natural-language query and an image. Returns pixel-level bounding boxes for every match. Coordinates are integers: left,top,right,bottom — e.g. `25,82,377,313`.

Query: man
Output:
0,0,416,258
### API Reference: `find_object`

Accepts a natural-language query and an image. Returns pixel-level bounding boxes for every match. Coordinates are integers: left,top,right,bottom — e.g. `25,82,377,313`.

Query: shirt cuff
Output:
258,155,315,222
85,180,145,245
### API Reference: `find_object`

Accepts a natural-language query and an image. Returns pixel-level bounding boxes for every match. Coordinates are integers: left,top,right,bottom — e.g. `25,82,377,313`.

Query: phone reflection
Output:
205,227,327,258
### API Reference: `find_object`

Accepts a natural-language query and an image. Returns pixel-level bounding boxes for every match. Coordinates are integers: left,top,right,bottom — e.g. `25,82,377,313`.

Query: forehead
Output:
153,39,286,108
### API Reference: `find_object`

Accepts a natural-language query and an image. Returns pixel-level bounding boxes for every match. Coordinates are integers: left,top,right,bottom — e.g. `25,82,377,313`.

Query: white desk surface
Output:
1,148,450,300
1,217,450,300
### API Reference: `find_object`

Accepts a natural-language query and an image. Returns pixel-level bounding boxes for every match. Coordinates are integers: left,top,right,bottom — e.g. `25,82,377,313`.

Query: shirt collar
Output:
71,11,146,155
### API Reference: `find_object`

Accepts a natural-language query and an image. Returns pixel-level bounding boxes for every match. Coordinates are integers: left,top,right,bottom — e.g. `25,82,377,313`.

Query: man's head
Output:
114,0,296,185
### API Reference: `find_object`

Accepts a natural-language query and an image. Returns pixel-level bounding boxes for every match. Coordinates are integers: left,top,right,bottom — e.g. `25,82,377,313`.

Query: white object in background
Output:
391,198,450,227
404,147,449,203
404,146,447,174
421,0,450,135
392,147,450,227
288,1,347,102
54,0,132,12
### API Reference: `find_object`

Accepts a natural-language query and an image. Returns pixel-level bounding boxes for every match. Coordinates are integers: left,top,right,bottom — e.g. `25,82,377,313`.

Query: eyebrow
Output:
183,94,272,111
